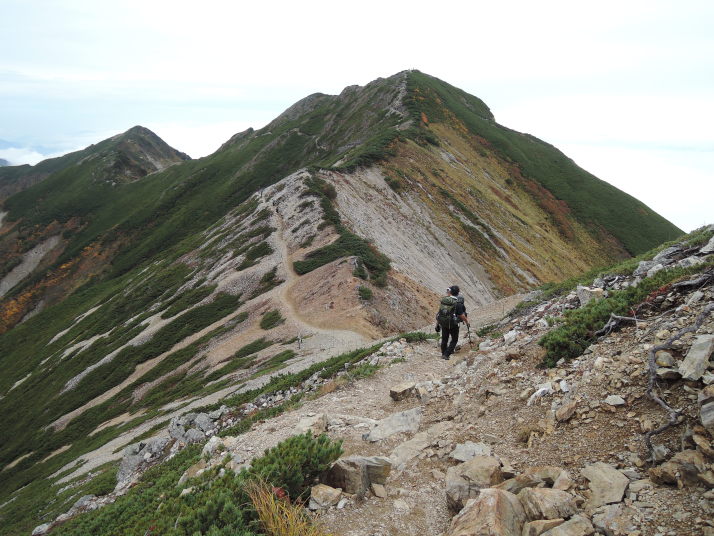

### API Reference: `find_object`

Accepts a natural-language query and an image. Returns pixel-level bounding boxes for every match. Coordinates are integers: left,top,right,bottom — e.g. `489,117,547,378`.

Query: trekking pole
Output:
466,323,473,348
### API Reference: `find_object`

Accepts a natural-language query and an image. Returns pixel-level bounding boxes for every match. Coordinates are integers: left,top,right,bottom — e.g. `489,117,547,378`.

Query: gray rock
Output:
646,263,665,277
699,235,714,255
446,489,526,536
504,330,518,345
592,503,640,536
700,385,714,434
604,395,625,406
72,494,96,510
576,286,604,307
541,514,594,535
116,436,171,490
496,466,572,495
208,405,228,420
581,462,629,508
365,407,421,441
679,335,714,381
652,246,681,263
678,256,708,269
32,523,51,535
450,441,492,462
518,488,577,520
633,260,655,277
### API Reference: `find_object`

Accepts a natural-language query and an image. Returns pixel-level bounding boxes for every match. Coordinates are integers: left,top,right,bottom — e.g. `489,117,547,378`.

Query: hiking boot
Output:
441,353,450,360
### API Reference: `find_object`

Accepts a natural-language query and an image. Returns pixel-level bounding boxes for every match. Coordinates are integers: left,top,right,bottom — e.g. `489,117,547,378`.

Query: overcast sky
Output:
1,0,712,231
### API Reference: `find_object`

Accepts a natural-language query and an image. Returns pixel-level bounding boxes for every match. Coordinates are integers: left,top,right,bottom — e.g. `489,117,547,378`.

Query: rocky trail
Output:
33,233,714,536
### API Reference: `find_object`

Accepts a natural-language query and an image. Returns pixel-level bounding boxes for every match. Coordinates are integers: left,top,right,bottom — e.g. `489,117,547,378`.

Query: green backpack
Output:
436,296,461,328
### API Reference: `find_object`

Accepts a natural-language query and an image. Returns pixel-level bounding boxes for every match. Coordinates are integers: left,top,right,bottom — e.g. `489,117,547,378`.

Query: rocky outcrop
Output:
446,456,504,511
323,456,391,495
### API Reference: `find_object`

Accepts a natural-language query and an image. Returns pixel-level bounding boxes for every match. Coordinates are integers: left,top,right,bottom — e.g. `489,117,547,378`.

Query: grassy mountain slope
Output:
404,71,682,255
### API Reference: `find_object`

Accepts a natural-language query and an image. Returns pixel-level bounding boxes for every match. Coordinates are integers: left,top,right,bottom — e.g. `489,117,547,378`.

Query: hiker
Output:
435,285,469,360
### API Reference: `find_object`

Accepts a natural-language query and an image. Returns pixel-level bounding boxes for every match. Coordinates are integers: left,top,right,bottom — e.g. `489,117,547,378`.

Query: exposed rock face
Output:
581,463,629,508
576,285,604,307
522,519,565,536
446,488,526,536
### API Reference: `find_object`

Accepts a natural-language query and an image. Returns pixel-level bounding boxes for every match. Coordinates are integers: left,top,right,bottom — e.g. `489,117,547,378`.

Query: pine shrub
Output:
245,432,342,501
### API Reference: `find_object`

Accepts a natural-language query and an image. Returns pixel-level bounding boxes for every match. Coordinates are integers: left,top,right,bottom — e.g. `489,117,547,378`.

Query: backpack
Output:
436,295,463,328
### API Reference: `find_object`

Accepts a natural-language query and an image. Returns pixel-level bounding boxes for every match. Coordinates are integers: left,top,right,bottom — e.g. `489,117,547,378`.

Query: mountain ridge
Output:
0,70,692,536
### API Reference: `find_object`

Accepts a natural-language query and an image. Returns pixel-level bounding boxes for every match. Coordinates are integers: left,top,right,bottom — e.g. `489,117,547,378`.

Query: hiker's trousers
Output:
440,324,459,356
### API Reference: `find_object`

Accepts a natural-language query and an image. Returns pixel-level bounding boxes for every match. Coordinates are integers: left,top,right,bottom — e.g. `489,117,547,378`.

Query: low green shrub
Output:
357,285,373,300
260,310,284,330
245,432,342,501
539,263,712,366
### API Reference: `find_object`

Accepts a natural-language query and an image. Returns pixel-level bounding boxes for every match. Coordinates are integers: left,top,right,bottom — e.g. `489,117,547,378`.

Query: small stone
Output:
655,351,675,367
371,483,387,498
555,401,578,422
604,395,626,406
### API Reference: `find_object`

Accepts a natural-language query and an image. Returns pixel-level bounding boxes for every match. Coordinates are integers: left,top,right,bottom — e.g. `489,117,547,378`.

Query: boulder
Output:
295,413,327,435
446,456,503,511
592,503,640,536
679,335,714,381
450,441,492,462
365,407,421,441
389,382,416,401
446,488,526,536
517,488,577,520
308,484,341,510
523,519,565,536
576,286,604,307
201,436,225,458
581,463,629,508
541,515,594,536
169,413,212,443
323,456,391,495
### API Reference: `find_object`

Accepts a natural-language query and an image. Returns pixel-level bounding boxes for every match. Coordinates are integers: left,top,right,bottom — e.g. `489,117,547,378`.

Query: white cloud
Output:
0,147,48,166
